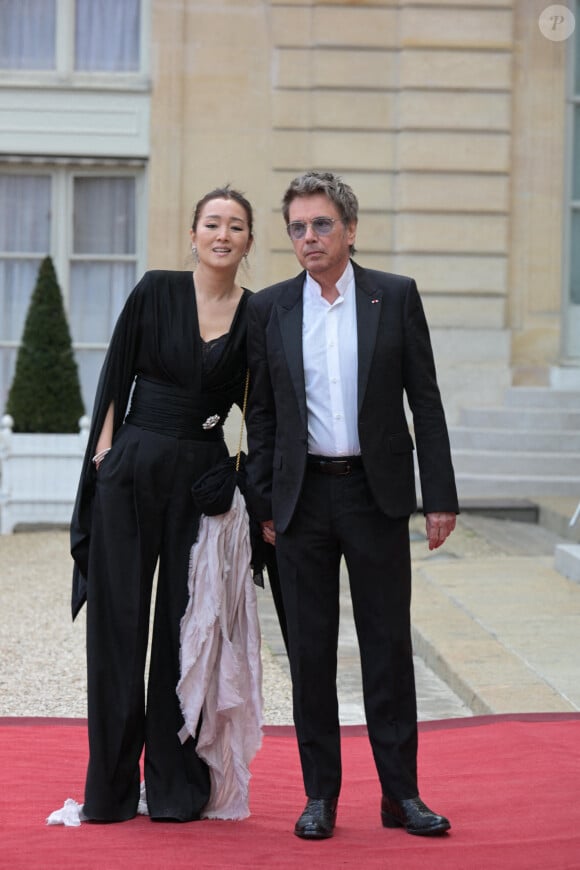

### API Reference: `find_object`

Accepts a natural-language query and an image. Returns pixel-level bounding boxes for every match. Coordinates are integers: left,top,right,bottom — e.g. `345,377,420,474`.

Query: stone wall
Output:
145,0,570,422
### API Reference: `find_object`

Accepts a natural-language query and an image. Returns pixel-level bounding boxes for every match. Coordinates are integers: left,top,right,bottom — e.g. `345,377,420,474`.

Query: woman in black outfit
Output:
70,186,259,822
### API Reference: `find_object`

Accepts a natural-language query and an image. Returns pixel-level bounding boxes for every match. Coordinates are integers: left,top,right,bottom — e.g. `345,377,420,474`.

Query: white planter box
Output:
0,415,89,534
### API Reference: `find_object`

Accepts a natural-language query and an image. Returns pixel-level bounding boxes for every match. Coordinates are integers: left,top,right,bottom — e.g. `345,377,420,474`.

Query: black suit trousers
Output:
275,465,419,801
83,423,222,821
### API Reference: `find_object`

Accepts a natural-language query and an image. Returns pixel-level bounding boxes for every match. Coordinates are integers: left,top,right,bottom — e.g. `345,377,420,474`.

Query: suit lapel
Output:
277,274,308,428
354,263,382,413
275,264,382,423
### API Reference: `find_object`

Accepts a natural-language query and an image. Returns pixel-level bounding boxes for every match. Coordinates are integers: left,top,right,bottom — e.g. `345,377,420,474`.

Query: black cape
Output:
70,270,249,620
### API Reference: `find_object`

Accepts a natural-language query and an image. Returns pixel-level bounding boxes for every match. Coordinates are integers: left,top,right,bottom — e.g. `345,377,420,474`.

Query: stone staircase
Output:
446,386,580,503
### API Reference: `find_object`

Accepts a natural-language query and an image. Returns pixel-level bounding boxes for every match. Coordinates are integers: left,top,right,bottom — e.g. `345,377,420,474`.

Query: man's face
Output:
287,193,356,280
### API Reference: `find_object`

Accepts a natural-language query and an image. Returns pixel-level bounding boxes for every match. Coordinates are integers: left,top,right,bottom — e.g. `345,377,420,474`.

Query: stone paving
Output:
410,506,580,716
257,549,473,725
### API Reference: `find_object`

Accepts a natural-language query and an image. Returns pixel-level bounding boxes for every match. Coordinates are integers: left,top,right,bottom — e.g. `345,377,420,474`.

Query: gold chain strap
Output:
235,369,250,472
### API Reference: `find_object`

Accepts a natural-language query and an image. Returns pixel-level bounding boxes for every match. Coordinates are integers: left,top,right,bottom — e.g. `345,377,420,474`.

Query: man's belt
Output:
306,455,363,476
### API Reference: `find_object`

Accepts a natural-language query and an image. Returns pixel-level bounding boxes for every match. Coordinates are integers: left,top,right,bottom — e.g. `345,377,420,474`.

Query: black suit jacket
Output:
246,260,459,532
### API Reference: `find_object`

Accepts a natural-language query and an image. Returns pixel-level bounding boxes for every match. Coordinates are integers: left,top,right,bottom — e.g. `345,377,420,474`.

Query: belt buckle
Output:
323,459,350,475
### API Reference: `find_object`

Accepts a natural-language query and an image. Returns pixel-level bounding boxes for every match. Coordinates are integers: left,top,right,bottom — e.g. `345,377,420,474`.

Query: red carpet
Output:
1,715,579,869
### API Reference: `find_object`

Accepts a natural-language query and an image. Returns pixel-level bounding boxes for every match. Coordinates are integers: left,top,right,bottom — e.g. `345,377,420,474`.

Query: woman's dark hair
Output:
191,184,254,236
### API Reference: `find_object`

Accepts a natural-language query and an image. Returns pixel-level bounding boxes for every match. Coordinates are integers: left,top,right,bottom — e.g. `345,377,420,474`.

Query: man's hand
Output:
425,512,456,550
261,519,276,546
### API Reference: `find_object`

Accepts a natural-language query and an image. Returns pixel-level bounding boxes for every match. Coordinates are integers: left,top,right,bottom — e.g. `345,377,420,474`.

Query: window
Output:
563,2,580,359
0,0,56,70
0,174,51,410
0,0,143,75
75,0,140,72
570,15,580,306
69,174,139,408
0,167,142,413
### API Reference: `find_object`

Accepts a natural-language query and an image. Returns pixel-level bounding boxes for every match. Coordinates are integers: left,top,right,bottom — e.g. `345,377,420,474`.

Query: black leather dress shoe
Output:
294,797,338,840
381,795,450,836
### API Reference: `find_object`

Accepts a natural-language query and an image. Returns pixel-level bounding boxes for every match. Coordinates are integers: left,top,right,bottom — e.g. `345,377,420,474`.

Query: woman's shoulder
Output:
140,269,192,286
130,270,193,304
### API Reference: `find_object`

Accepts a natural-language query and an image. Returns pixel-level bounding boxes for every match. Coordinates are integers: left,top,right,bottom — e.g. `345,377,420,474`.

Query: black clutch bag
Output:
191,452,246,517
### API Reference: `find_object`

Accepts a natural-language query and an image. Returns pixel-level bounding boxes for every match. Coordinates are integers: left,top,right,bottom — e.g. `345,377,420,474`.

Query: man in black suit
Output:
246,171,458,840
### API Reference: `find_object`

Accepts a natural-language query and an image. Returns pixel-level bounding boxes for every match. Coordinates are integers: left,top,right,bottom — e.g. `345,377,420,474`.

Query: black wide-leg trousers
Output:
275,466,419,802
83,423,226,821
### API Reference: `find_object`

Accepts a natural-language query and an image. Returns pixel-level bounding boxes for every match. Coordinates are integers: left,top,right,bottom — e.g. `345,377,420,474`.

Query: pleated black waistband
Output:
125,376,227,441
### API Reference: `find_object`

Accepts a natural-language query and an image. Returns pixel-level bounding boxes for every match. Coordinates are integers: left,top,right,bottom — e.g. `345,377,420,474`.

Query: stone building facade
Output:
1,0,578,423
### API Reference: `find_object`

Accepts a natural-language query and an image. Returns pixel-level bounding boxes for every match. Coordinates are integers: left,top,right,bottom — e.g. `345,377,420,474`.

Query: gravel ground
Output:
0,529,293,723
0,515,511,722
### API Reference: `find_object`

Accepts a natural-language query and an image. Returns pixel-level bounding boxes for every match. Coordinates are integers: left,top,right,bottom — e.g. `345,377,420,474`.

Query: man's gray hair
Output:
282,171,359,226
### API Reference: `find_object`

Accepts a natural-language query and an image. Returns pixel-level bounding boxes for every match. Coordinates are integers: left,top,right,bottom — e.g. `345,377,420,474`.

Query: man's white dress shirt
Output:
302,261,361,457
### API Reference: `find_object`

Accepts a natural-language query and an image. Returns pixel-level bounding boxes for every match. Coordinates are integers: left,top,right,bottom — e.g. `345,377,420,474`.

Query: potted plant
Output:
0,256,88,533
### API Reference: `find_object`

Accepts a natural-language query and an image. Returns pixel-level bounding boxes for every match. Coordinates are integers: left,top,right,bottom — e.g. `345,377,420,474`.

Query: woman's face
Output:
190,197,253,271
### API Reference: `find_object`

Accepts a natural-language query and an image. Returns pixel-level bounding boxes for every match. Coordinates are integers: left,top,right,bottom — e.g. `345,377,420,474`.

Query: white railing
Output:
0,414,90,534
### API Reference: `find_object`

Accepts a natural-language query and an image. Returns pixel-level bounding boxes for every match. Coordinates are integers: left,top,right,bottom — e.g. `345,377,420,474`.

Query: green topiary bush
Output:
5,256,85,433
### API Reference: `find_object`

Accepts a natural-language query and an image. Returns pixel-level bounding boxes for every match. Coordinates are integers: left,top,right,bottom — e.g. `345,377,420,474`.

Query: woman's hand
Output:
92,447,111,470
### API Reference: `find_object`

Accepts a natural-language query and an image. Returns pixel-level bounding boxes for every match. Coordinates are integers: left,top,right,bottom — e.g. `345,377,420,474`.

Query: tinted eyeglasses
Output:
286,217,338,240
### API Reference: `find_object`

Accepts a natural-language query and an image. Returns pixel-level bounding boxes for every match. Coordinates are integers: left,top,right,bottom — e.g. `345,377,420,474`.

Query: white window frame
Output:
0,161,146,318
66,164,147,349
0,0,151,90
562,2,580,362
0,160,147,408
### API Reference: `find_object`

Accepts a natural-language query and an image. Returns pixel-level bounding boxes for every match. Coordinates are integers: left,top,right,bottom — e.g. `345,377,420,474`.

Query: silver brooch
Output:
202,414,221,430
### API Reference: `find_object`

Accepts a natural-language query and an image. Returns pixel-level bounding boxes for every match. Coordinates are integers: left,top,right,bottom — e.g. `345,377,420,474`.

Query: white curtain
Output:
0,172,137,413
0,175,50,342
75,0,140,71
0,174,51,411
0,0,56,69
572,211,580,305
0,175,51,254
0,346,17,412
70,176,137,406
73,177,136,255
70,261,135,344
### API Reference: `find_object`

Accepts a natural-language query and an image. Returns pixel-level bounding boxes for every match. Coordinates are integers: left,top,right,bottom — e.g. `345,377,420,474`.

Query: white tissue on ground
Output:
46,798,85,827
46,782,148,826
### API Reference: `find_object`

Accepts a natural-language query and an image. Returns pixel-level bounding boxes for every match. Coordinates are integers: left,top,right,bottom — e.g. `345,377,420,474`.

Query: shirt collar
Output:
305,260,354,302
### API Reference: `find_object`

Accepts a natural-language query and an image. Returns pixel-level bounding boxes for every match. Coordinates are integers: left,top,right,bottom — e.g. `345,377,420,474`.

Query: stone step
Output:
444,385,580,505
535,497,580,544
554,544,580,583
454,473,580,500
459,407,580,430
457,499,540,523
504,386,580,409
449,426,580,452
417,475,580,503
451,449,580,476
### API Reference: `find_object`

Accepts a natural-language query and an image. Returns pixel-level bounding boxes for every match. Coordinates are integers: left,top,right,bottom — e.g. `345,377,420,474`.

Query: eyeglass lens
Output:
287,217,335,239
